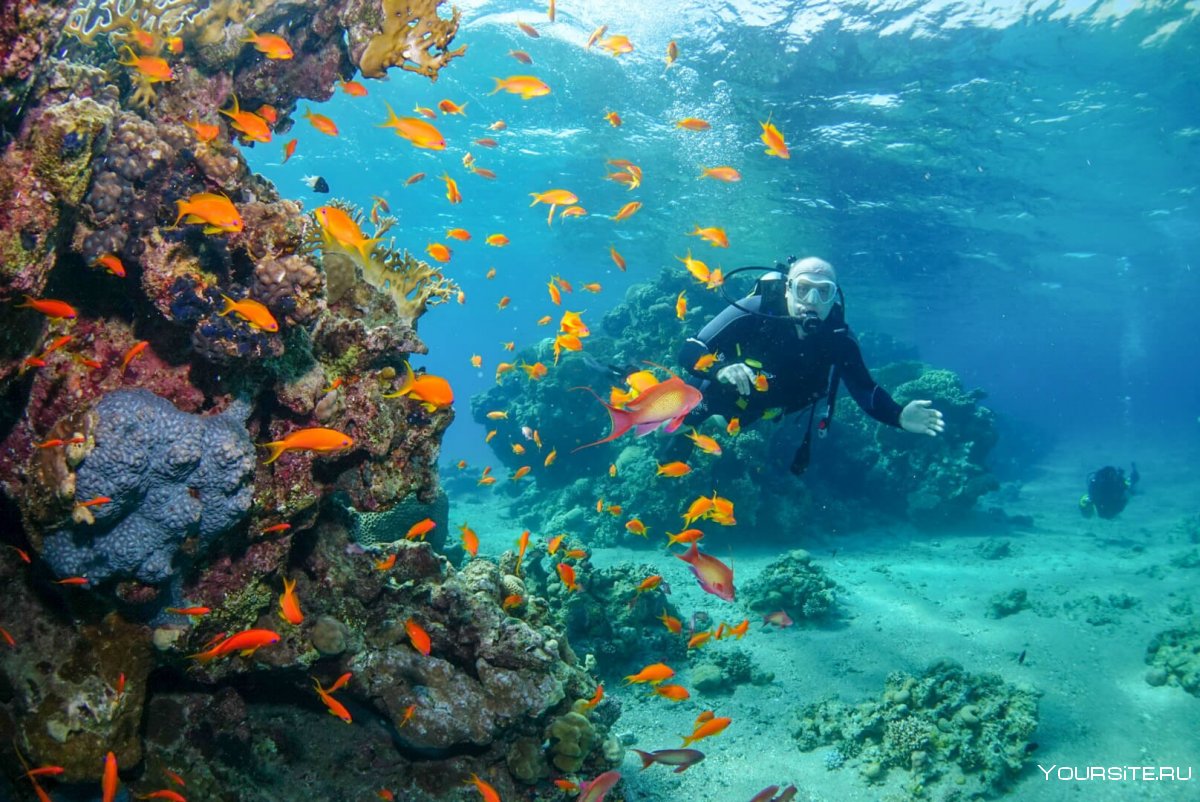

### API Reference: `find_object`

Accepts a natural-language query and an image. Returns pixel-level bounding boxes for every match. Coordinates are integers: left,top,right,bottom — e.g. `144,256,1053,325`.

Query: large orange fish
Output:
491,75,551,99
102,751,119,802
219,295,278,332
378,102,446,150
278,577,303,625
573,373,702,451
312,677,352,723
219,94,271,143
681,715,732,746
17,296,77,319
242,30,293,59
174,192,243,234
116,45,172,82
675,543,735,601
405,617,432,656
261,427,354,464
624,662,675,685
314,205,381,264
188,629,280,662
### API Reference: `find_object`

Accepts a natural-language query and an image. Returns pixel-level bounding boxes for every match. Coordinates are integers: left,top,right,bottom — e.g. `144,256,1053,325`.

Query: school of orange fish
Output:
6,2,805,800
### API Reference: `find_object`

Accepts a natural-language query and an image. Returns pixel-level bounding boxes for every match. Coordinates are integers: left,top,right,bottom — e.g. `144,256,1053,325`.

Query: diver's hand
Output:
900,400,945,437
717,363,755,395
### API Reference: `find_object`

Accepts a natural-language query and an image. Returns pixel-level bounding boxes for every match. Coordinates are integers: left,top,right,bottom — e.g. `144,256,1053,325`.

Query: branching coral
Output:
64,0,198,46
358,0,467,80
304,200,458,328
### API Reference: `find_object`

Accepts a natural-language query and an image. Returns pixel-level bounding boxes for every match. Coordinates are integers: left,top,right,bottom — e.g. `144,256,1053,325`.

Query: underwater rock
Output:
985,588,1029,619
32,389,255,586
793,660,1040,799
0,559,153,784
1144,619,1200,697
742,549,838,622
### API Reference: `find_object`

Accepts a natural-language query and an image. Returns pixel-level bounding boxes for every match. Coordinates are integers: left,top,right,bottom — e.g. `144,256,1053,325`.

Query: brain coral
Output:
40,389,255,585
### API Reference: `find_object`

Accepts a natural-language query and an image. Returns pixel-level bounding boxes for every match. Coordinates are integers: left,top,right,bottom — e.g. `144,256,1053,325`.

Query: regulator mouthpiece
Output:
800,310,821,334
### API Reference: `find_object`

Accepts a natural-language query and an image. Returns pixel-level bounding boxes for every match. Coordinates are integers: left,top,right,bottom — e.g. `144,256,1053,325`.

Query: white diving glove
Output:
716,363,756,396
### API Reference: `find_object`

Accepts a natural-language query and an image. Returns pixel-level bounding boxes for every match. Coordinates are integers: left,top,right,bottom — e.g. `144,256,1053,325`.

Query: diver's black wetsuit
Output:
677,295,904,428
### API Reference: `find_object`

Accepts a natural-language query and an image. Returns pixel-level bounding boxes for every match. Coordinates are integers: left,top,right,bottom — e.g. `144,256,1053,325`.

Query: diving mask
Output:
789,277,838,306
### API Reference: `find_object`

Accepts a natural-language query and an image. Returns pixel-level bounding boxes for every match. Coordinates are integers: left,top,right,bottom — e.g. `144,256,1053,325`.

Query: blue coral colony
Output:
0,1,1193,802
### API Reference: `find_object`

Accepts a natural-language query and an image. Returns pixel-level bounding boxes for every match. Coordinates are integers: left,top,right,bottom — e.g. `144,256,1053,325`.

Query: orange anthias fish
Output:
102,751,119,802
438,98,468,115
442,173,462,204
700,166,742,182
165,606,210,616
173,192,243,234
447,227,471,241
682,716,732,746
530,188,579,226
183,118,220,143
17,296,77,319
675,543,735,601
610,245,626,271
374,553,397,571
219,295,278,332
339,79,368,96
515,529,530,574
314,205,381,263
261,427,354,464
726,417,741,435
405,517,436,541
278,578,303,624
624,662,674,685
599,34,634,56
459,523,479,556
303,106,339,136
242,30,293,59
219,94,270,143
573,372,702,451
468,773,501,802
658,611,683,633
652,684,691,702
119,340,149,372
761,115,790,159
657,461,692,477
282,138,297,162
516,20,540,37
613,201,642,221
624,519,647,537
379,101,446,149
586,24,609,48
426,242,452,262
405,617,432,656
690,225,729,248
693,353,718,372
312,677,352,723
486,233,509,246
116,45,172,82
666,528,704,547
676,117,711,131
676,291,688,320
556,561,580,591
92,252,126,277
188,629,280,662
491,75,551,100
686,429,722,455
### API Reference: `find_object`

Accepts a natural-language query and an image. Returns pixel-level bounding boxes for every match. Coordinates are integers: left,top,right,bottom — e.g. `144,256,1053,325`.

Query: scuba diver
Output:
675,256,945,474
1079,463,1138,519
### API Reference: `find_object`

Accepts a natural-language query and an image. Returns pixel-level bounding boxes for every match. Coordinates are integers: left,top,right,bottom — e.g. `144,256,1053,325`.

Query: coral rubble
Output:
793,660,1040,798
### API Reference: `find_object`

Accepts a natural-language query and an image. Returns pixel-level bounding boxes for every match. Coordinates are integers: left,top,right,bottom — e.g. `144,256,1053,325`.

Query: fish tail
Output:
378,101,400,129
356,237,382,264
570,386,634,452
16,295,34,309
490,77,505,95
116,45,136,66
171,198,190,228
632,749,656,770
187,646,220,663
217,294,236,317
261,440,288,465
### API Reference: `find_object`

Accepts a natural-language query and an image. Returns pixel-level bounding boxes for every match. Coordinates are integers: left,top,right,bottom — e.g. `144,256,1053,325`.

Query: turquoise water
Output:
245,0,1200,468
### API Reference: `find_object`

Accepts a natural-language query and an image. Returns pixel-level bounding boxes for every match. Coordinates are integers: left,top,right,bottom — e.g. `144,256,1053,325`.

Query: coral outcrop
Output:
348,0,467,80
742,549,838,621
793,660,1040,798
1144,619,1200,695
32,389,255,586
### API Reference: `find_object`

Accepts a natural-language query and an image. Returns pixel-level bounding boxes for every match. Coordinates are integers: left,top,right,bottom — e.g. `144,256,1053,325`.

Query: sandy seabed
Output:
450,432,1199,802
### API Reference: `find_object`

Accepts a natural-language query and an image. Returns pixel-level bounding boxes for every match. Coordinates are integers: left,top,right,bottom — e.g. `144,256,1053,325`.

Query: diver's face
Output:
786,275,837,321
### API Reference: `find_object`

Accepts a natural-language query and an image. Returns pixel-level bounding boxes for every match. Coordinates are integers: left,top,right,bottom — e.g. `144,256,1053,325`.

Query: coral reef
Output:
472,266,999,543
742,549,838,621
691,648,774,694
984,588,1028,619
793,660,1040,799
1144,619,1200,695
0,1,557,799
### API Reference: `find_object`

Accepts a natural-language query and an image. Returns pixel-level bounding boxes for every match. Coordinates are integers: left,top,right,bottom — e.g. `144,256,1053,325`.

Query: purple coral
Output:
40,389,255,585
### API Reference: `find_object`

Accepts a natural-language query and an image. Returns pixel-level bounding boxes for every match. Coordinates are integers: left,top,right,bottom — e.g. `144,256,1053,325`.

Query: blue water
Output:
243,0,1200,466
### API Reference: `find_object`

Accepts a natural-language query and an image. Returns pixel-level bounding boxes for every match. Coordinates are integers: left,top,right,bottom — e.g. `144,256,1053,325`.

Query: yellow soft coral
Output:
305,202,459,328
65,0,196,46
359,0,467,80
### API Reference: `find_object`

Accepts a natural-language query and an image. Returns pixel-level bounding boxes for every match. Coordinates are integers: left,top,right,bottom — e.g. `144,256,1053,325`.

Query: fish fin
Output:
356,237,383,264
632,749,655,769
633,421,662,437
217,294,236,317
663,415,688,434
261,441,287,465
